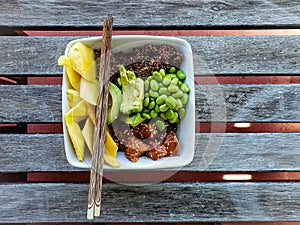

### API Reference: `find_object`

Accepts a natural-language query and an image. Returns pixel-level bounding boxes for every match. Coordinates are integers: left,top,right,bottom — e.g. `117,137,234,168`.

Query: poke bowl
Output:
60,35,195,170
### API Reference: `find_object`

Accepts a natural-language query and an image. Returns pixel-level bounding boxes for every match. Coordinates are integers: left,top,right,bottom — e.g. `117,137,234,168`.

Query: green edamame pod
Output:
150,110,158,118
171,77,179,86
149,90,159,98
172,90,184,98
156,94,167,105
148,101,156,109
159,69,166,77
143,97,150,107
152,71,162,81
155,119,165,131
170,112,178,123
159,104,169,112
181,83,190,93
160,112,167,120
179,108,186,119
168,85,179,93
181,93,189,105
142,113,151,120
159,87,169,95
150,79,159,91
166,96,177,109
169,66,176,74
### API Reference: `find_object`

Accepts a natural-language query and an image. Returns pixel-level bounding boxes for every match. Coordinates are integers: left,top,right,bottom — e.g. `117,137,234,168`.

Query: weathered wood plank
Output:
1,84,300,123
1,182,300,222
1,133,300,172
1,0,300,29
1,36,300,75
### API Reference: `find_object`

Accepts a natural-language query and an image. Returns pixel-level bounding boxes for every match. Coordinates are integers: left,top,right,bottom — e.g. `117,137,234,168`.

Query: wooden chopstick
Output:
94,15,113,217
87,16,113,220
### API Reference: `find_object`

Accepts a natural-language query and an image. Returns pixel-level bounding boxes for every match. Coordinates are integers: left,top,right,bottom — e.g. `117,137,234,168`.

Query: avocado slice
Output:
107,82,122,125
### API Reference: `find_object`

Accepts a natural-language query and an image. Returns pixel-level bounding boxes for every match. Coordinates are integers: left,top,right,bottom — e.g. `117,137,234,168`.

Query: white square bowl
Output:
62,35,195,170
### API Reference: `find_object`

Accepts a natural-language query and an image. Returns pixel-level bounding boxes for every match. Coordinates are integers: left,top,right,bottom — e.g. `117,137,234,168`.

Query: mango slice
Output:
86,102,96,125
66,89,81,108
65,99,88,122
80,78,99,106
105,129,118,158
64,113,85,161
82,117,94,154
58,55,81,89
104,153,120,168
68,42,96,81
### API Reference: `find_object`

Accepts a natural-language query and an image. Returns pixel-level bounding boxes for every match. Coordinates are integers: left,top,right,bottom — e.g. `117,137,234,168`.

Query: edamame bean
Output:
159,69,165,77
162,76,171,86
144,93,149,98
155,104,160,112
147,76,153,81
181,93,189,105
144,80,150,91
160,112,167,120
159,87,169,95
172,90,183,98
142,112,151,120
149,90,159,98
155,119,165,131
166,109,175,120
171,77,179,85
168,85,179,93
148,101,156,109
175,99,183,110
178,80,182,86
152,71,162,81
181,83,190,93
143,97,150,107
176,70,186,80
169,66,176,74
158,82,163,88
169,112,178,123
156,94,167,105
178,108,186,119
166,96,176,109
150,79,158,91
166,74,177,79
150,110,158,118
159,104,169,112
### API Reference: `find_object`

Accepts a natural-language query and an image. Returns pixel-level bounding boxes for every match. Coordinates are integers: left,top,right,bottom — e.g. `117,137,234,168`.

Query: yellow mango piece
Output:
58,55,81,89
104,153,120,168
86,102,96,125
105,129,118,158
64,113,85,161
66,89,81,108
68,42,96,81
82,117,94,155
80,78,98,106
65,100,88,122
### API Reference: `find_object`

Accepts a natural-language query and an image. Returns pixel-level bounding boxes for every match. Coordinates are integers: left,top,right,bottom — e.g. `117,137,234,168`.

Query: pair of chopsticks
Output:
87,15,113,220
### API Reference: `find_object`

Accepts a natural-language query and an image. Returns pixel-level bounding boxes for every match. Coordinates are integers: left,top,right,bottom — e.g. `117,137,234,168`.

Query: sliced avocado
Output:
107,82,122,125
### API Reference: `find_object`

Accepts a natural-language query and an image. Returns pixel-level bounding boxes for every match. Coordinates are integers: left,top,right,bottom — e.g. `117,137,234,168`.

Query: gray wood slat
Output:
1,84,300,123
1,0,300,29
1,133,300,172
1,182,300,222
1,36,300,76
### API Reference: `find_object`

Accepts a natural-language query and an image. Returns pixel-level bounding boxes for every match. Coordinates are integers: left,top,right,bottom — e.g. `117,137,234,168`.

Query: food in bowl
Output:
60,36,195,170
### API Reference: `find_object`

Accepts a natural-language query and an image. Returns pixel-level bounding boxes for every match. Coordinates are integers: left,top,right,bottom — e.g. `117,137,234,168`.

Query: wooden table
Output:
1,1,300,224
